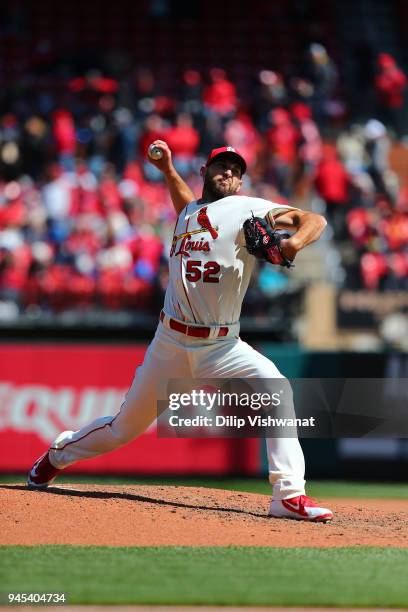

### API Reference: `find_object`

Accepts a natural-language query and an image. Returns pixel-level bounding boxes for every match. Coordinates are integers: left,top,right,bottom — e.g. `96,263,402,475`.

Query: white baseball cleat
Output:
269,495,333,522
27,451,61,488
27,430,72,488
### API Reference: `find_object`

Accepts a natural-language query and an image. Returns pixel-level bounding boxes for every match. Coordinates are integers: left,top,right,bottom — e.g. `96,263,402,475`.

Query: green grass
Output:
306,480,408,500
1,546,408,606
2,474,408,498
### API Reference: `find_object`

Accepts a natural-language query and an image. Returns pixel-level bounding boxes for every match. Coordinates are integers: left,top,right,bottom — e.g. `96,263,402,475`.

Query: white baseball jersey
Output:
164,196,295,325
47,194,306,503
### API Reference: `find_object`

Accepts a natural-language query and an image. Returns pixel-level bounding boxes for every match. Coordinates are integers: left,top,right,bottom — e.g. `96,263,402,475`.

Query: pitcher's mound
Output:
1,484,407,547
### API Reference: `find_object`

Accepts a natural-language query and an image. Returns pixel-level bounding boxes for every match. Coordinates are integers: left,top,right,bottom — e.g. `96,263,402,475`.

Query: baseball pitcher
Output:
28,142,333,522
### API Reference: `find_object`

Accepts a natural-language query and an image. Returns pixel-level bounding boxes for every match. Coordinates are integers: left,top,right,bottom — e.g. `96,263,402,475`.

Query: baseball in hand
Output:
148,144,163,160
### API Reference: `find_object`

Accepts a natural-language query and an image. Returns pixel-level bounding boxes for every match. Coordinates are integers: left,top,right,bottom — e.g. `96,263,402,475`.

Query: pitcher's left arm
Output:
272,209,327,262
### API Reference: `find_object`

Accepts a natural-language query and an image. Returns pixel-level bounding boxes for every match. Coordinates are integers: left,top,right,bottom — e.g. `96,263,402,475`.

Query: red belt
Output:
160,310,229,338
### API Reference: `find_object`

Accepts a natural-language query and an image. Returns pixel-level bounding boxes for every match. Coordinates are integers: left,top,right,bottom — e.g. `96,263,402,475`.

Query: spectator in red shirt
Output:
387,252,408,290
379,211,408,251
291,103,322,178
375,53,407,136
0,246,30,306
0,182,25,229
71,162,103,217
315,144,351,238
203,68,237,118
165,113,200,177
224,112,262,170
265,108,299,196
360,252,388,290
139,114,168,159
36,263,71,312
52,109,77,171
267,108,299,165
346,208,375,250
99,164,123,214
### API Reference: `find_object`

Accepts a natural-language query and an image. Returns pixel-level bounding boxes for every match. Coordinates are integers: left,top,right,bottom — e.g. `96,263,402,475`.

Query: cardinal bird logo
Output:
197,206,218,240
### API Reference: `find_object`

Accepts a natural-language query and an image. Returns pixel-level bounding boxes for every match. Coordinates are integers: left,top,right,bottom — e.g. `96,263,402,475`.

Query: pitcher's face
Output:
201,157,243,200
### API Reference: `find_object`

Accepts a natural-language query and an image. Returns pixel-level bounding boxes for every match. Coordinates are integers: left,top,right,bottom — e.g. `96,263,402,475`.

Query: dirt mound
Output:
1,483,407,547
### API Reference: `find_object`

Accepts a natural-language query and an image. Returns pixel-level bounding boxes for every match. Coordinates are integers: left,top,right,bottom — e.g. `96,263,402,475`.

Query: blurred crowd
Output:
1,42,408,318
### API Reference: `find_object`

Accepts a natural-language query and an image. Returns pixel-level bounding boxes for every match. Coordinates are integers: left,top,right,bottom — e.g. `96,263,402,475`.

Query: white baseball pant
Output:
49,320,306,500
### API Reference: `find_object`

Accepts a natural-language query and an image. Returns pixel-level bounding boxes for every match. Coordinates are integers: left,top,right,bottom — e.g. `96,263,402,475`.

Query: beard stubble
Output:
203,173,239,201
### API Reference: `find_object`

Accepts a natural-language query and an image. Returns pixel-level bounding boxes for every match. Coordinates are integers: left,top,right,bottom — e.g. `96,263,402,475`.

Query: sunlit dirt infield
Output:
1,484,408,547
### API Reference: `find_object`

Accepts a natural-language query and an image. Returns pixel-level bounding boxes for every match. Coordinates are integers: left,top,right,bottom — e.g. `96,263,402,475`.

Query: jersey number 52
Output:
185,260,220,283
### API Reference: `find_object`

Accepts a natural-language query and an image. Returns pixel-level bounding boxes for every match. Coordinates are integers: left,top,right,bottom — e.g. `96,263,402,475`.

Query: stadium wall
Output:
0,342,406,478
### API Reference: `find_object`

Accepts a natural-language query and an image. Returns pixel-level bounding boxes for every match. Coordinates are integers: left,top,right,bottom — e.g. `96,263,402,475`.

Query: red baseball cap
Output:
206,146,247,175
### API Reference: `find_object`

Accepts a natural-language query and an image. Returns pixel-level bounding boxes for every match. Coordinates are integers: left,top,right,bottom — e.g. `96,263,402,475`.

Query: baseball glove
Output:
243,213,294,268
